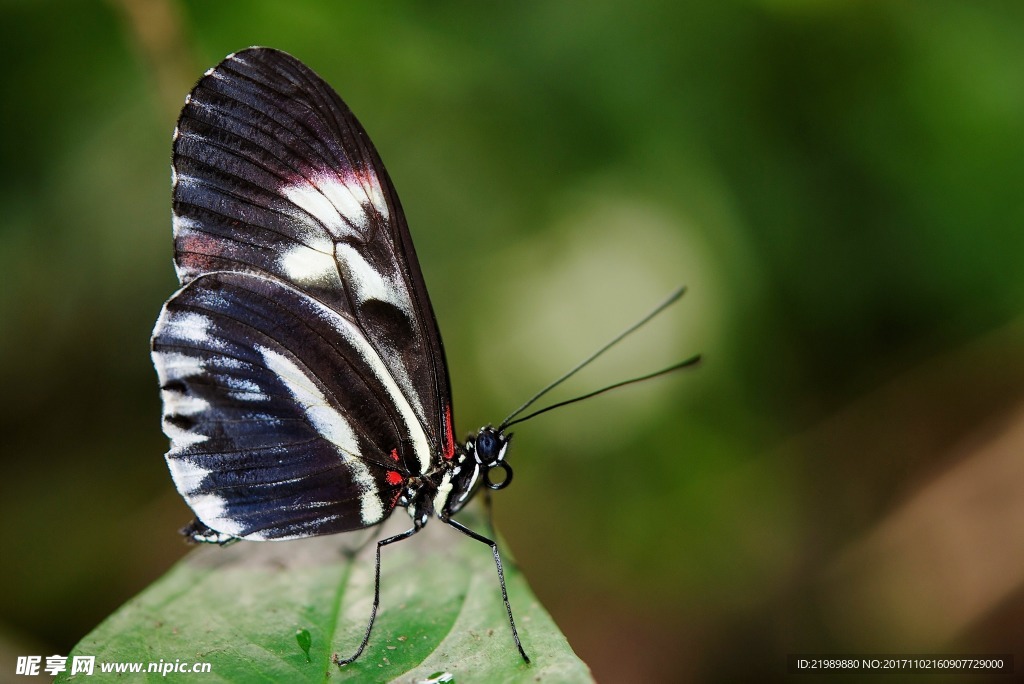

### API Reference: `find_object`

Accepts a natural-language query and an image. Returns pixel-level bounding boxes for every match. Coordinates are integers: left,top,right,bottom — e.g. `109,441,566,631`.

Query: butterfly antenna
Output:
502,354,701,428
500,286,689,430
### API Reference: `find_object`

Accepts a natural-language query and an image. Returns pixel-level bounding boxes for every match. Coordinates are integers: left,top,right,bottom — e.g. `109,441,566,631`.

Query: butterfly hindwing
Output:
151,271,437,539
169,47,453,472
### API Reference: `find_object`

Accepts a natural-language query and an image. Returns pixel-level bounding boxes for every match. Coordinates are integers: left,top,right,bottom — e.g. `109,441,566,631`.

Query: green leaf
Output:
58,511,592,682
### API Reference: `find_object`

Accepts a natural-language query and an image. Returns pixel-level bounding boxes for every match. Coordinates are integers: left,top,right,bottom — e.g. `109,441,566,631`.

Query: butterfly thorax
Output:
401,426,512,528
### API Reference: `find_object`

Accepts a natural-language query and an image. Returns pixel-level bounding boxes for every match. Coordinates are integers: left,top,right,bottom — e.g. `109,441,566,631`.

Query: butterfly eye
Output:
478,432,495,454
474,428,506,466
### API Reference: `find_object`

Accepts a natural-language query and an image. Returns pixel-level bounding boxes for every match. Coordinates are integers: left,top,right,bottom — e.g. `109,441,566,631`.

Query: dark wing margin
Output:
151,272,422,540
169,47,453,472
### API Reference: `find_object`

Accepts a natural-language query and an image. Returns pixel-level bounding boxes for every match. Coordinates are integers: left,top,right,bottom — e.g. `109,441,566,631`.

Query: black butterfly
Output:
151,47,697,666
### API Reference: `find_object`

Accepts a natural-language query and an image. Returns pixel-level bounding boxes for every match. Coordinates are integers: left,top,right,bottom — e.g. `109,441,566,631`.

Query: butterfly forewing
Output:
172,48,451,456
156,48,455,539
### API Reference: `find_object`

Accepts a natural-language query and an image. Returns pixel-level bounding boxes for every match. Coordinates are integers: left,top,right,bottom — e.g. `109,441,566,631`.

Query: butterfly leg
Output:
443,517,530,663
333,524,421,667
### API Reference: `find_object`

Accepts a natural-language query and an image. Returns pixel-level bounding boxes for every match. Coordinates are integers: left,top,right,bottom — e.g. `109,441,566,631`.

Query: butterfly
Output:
151,47,698,667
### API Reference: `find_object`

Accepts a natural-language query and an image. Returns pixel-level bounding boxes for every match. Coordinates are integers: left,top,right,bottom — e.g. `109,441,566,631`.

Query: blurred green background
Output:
3,1,1024,681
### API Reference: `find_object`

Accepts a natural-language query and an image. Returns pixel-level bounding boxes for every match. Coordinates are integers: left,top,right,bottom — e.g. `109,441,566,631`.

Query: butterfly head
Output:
440,426,513,517
471,426,514,490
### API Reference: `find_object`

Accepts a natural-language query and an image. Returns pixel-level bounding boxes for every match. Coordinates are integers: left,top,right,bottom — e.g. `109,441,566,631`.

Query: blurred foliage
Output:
2,1,1023,681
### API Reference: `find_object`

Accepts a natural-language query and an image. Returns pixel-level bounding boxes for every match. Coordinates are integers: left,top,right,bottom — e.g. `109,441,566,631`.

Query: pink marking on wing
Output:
176,234,220,272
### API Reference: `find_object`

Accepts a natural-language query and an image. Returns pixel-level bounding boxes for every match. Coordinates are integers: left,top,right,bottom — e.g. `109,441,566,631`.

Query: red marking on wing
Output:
389,448,400,462
386,470,403,486
176,233,219,273
443,404,455,460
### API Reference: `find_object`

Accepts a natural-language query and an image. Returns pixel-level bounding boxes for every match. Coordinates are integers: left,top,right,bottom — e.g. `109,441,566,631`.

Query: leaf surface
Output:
59,512,592,682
